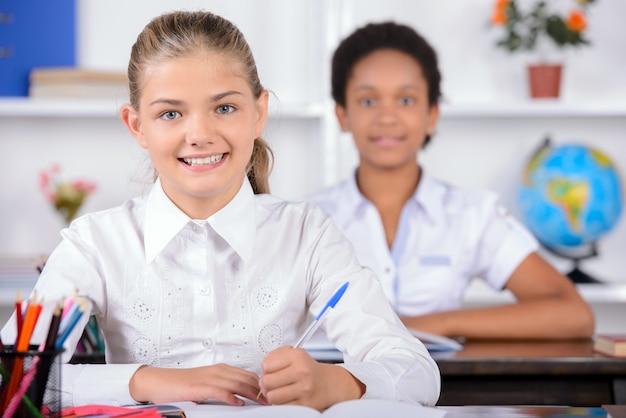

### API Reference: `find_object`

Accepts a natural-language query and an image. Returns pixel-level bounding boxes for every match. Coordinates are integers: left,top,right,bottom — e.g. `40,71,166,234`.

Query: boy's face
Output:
122,51,268,218
335,49,439,172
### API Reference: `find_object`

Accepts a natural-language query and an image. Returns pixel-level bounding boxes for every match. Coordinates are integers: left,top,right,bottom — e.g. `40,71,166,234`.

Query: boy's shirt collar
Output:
144,177,256,265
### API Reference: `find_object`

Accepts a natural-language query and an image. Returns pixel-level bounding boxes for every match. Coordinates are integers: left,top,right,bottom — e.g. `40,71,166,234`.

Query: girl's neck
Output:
160,178,242,220
356,163,421,207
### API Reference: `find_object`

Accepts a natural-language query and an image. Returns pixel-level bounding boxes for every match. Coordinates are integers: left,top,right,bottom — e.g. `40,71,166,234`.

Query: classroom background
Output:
1,0,625,331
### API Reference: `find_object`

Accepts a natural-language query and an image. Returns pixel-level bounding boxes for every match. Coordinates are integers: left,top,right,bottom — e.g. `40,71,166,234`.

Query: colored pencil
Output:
61,289,78,321
2,355,43,418
59,298,80,333
2,294,41,411
56,298,87,350
34,255,47,274
17,293,40,352
44,302,63,352
14,291,23,345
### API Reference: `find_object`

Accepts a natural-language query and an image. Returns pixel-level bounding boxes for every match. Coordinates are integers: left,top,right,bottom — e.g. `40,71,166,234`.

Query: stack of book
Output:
0,256,39,301
28,67,128,100
594,334,626,358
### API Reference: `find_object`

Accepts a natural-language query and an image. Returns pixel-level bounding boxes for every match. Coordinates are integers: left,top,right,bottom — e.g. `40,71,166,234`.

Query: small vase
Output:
527,64,562,99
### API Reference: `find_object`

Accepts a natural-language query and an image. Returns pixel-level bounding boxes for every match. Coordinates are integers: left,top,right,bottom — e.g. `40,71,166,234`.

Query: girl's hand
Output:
259,346,365,410
129,363,269,406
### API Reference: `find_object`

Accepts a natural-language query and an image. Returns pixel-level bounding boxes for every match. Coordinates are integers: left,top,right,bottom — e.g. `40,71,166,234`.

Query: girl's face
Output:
122,51,268,218
336,49,439,172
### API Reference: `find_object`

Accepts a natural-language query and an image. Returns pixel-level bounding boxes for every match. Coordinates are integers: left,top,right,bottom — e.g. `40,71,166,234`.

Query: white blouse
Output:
1,178,440,407
306,171,539,316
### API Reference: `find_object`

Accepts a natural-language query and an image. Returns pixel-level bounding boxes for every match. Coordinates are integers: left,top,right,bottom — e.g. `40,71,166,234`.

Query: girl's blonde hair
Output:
128,11,273,194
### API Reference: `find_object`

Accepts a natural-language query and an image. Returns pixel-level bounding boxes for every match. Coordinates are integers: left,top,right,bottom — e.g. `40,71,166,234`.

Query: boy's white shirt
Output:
1,177,440,407
306,170,539,316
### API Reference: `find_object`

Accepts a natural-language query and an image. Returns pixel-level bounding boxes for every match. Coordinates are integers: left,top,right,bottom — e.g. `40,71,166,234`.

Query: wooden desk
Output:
434,339,626,406
71,339,626,407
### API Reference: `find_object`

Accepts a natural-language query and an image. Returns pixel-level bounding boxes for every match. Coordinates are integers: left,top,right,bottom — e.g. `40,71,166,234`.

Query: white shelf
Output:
440,101,626,118
0,97,326,119
0,98,123,117
1,98,626,119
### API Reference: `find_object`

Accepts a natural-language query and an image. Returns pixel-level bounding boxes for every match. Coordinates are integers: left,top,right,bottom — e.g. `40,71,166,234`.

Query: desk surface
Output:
435,339,626,374
71,339,626,407
440,405,618,418
434,339,626,406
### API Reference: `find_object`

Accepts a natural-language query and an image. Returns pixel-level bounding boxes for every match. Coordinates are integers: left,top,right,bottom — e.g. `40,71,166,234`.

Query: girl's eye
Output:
399,97,415,106
217,104,235,115
160,111,180,120
359,98,375,107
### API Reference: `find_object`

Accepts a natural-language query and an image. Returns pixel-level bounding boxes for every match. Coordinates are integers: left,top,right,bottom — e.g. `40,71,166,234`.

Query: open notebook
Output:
156,399,446,418
303,328,463,362
408,328,464,351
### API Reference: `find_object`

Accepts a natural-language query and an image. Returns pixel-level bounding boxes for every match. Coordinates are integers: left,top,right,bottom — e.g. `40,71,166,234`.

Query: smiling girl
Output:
1,12,440,410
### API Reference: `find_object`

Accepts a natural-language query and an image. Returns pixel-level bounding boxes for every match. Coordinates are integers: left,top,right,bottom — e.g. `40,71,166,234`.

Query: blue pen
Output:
294,281,349,348
257,281,350,399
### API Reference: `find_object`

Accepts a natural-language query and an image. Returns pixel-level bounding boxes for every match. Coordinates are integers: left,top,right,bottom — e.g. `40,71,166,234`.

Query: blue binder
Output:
0,0,76,96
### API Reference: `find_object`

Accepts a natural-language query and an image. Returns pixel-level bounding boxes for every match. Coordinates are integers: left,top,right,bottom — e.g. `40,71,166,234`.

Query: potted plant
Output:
39,164,97,225
490,0,597,98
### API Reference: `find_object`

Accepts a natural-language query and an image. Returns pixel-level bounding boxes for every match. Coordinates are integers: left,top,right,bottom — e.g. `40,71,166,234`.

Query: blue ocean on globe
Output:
517,141,623,250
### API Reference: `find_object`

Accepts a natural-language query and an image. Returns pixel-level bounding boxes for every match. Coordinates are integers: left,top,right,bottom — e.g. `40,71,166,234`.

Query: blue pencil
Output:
56,299,87,350
58,296,81,332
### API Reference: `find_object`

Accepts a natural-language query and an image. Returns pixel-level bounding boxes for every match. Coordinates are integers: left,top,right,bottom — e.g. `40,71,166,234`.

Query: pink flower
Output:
71,179,98,194
39,165,98,224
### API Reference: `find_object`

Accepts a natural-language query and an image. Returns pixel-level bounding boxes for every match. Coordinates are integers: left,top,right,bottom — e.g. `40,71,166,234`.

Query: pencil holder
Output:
0,346,63,418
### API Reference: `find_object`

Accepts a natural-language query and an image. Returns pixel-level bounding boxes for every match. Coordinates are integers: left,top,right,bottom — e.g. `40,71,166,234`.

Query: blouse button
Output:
192,224,201,234
202,338,214,349
385,267,392,274
200,286,212,296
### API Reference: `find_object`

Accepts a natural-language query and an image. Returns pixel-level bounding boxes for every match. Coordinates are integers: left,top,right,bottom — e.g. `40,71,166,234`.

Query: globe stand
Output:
567,265,600,284
542,241,603,284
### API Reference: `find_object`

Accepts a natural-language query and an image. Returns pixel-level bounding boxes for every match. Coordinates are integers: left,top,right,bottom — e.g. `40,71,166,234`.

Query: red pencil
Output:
15,290,23,344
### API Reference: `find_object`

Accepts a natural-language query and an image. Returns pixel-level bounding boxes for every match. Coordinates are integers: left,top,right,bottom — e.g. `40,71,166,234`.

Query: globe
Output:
517,139,623,282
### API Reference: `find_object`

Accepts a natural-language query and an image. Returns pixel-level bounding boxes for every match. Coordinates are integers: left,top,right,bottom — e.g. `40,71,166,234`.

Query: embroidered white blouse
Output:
1,178,440,407
306,171,539,316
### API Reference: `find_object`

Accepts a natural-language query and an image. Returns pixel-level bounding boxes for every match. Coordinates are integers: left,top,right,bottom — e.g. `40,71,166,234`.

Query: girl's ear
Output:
426,104,440,137
334,104,350,132
254,90,269,138
120,104,147,149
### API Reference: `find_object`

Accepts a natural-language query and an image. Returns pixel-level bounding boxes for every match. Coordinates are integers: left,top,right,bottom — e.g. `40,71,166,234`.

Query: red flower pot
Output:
527,64,562,98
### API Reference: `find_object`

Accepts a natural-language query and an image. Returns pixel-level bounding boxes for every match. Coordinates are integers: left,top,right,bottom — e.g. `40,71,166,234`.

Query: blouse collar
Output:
144,177,256,265
344,168,443,225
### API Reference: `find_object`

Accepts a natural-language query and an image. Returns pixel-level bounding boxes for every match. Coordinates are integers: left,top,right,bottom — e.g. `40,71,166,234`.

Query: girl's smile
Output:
179,153,227,169
371,135,404,148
